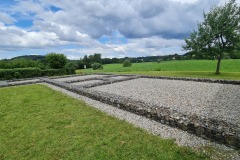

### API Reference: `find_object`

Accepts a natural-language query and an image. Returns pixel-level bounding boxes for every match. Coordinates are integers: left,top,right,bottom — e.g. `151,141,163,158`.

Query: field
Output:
76,59,240,80
0,84,206,160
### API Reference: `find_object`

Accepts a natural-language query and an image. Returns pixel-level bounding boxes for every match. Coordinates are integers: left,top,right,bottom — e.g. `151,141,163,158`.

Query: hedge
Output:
0,68,74,80
0,68,41,80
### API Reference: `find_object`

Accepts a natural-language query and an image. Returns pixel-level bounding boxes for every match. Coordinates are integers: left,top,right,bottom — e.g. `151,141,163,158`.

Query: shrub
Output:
64,63,77,74
45,53,67,69
123,60,132,67
92,63,103,70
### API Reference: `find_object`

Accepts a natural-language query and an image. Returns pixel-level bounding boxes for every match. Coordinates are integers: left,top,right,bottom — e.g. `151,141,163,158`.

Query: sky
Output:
0,0,239,60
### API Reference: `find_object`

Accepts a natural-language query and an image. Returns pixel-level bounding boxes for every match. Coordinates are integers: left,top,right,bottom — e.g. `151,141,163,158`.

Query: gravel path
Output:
41,83,240,159
92,78,240,125
8,79,40,85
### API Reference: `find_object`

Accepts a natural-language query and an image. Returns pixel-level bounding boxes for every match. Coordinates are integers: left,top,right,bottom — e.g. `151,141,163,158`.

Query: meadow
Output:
0,84,207,160
76,59,240,80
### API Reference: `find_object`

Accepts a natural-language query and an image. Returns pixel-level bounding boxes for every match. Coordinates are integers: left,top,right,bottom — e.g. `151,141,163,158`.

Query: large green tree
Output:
46,53,67,69
183,0,240,74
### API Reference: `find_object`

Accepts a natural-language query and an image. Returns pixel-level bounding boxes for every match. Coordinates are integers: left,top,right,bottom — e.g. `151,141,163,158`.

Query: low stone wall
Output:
81,76,140,88
41,77,240,149
140,75,240,85
94,73,240,85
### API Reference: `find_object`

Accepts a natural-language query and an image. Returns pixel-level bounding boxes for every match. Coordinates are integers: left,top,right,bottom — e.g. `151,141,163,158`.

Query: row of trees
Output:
0,53,77,74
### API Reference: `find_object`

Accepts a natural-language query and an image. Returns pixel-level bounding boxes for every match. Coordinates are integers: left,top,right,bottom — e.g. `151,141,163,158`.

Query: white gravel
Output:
53,75,108,82
71,80,104,86
41,82,240,160
91,78,240,125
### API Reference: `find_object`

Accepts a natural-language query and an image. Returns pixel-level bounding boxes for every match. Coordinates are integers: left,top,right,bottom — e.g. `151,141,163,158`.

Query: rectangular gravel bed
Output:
91,78,240,126
53,75,108,82
71,80,104,86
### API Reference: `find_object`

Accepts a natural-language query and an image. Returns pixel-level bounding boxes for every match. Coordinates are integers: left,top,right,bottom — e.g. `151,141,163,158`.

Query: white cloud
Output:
1,0,237,59
0,12,15,24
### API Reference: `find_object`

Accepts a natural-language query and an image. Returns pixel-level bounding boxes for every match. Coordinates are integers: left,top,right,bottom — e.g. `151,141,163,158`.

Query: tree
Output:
123,59,132,67
183,0,240,74
93,53,102,63
45,53,67,69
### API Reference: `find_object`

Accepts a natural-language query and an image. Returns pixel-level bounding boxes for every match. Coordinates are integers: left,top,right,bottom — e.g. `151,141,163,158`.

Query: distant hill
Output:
11,55,46,61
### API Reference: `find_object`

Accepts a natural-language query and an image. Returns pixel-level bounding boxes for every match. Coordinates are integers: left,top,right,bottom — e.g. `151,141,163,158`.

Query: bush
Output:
123,60,132,67
45,53,67,69
92,63,103,70
64,63,77,74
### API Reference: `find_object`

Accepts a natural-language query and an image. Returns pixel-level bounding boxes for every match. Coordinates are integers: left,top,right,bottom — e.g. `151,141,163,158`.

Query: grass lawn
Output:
0,84,207,160
76,59,240,80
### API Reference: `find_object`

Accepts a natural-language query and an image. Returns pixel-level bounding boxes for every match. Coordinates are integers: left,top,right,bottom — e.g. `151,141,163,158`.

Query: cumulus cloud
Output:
0,12,15,24
0,0,233,59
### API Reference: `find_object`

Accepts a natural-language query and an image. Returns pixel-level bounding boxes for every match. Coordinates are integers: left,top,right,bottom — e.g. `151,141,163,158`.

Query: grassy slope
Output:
0,85,207,160
76,59,240,80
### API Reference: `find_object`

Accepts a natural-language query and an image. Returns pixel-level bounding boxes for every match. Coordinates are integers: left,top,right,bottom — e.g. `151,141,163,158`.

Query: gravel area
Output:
8,79,40,85
54,75,108,82
91,78,240,126
0,81,8,87
41,83,240,159
71,80,104,86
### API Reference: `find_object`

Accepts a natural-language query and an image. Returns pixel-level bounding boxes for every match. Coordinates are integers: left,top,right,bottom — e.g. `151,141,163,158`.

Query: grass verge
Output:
0,84,207,160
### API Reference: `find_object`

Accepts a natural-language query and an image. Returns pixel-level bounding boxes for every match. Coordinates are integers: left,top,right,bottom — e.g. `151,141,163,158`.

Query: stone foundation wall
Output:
41,77,240,149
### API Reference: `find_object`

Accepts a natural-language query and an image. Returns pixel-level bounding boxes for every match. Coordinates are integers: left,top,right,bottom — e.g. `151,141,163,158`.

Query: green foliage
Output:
123,60,132,67
0,68,41,80
0,84,208,160
41,69,66,76
92,63,103,70
0,67,75,80
0,58,44,69
183,0,240,73
64,63,77,74
79,53,102,69
45,53,67,69
229,51,240,59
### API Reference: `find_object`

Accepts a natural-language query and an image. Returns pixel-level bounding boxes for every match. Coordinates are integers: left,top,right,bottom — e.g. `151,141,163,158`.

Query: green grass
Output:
0,84,207,160
76,59,240,80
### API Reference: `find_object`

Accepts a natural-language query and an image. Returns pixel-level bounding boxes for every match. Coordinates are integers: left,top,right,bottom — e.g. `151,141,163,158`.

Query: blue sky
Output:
0,0,238,59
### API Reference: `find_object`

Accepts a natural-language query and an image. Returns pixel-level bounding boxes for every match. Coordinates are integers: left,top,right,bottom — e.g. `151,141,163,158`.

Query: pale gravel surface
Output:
92,78,240,125
71,80,104,86
8,79,40,85
53,75,108,82
41,83,240,160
